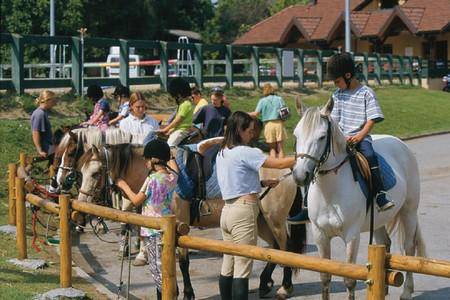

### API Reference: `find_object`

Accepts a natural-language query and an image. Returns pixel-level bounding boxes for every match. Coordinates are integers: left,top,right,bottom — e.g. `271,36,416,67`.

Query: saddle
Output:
347,147,396,211
176,138,223,224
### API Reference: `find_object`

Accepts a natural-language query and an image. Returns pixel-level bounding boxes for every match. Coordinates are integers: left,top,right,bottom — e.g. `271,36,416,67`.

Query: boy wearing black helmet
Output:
116,139,178,300
157,78,194,147
288,52,393,224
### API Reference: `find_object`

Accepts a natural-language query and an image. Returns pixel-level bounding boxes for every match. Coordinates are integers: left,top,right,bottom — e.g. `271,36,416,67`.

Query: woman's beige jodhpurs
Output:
220,198,259,279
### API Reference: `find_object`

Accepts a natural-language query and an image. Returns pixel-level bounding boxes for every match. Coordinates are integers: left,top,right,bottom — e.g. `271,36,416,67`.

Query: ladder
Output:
176,36,194,77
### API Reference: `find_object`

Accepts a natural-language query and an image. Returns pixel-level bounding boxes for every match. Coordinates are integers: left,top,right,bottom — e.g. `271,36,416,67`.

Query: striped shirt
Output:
330,85,384,136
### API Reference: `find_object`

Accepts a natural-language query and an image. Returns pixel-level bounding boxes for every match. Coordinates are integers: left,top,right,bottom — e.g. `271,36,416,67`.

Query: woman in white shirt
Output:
216,111,296,300
119,92,159,143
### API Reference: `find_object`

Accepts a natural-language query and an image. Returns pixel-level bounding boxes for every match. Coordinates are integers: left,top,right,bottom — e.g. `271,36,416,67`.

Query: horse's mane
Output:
78,143,143,181
57,127,146,157
296,107,347,154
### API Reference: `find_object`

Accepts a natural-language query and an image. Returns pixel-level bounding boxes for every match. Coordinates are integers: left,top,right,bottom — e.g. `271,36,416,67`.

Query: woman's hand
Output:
261,179,279,188
38,150,47,158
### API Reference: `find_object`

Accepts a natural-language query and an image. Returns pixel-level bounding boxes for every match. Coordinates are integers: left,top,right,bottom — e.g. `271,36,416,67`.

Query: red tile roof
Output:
402,0,450,33
233,0,450,46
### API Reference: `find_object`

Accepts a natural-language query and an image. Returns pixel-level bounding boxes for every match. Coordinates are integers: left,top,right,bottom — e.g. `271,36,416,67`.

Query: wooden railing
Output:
0,33,428,95
7,152,450,299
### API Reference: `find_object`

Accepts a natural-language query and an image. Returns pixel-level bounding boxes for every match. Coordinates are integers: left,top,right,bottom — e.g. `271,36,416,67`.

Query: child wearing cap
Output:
116,139,178,300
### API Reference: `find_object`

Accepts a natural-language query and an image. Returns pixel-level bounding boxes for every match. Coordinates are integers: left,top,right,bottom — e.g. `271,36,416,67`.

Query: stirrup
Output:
375,191,395,212
287,208,310,225
199,200,212,217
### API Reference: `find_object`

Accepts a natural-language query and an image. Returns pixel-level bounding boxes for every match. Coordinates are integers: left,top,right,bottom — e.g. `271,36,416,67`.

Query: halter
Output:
295,115,353,183
57,136,84,192
295,116,333,181
78,146,113,206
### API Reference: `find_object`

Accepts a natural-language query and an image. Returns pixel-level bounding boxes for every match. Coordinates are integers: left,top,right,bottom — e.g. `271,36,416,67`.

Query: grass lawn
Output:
0,85,448,298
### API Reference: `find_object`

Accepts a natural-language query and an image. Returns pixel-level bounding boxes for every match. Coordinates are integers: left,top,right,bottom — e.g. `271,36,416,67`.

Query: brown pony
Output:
77,143,306,300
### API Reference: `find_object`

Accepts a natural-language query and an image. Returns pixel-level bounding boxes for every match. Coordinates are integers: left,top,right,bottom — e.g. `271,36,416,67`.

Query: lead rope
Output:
117,225,132,299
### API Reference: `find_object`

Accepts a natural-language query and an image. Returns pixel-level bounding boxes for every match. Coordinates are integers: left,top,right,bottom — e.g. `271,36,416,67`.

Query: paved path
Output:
71,134,450,299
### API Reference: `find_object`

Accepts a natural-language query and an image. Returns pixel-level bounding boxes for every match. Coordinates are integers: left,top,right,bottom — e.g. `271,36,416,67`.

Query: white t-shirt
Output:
216,145,267,200
119,114,159,136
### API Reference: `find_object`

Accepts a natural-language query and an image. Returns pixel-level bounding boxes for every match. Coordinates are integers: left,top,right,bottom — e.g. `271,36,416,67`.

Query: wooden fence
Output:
7,153,450,300
0,33,428,95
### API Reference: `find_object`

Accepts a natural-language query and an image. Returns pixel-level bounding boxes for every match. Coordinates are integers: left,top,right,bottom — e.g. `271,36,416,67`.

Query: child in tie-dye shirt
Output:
116,139,178,300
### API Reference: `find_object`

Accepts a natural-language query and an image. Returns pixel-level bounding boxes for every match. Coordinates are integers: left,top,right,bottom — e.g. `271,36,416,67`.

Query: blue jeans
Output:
356,137,384,192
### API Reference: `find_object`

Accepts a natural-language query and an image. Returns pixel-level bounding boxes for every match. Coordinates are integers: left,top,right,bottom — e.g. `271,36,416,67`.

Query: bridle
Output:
57,137,84,192
294,115,349,183
78,146,114,206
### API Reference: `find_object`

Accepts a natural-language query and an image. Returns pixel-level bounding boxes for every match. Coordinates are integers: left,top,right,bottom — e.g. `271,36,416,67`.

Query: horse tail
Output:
287,187,307,254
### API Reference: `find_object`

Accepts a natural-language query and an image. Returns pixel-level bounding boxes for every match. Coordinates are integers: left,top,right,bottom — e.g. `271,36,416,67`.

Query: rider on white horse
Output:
288,52,394,224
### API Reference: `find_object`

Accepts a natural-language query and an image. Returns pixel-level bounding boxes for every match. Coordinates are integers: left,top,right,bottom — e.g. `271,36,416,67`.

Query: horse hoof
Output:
259,279,274,298
275,285,293,299
183,293,195,300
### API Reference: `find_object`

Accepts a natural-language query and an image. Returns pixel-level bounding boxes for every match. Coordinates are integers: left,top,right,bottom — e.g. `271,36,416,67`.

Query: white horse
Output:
291,97,426,300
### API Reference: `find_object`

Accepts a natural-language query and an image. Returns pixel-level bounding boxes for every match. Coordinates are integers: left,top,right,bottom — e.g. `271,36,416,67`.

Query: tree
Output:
202,0,272,44
269,0,310,15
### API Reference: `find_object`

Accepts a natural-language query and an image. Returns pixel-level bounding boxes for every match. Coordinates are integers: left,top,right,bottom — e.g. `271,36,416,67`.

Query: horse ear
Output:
295,95,307,117
320,95,334,116
68,130,77,141
91,145,99,158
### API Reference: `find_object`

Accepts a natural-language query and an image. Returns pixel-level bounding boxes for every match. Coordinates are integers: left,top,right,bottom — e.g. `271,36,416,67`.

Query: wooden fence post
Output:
161,215,177,300
8,163,17,226
71,37,82,95
19,153,27,168
119,39,130,88
367,245,386,300
159,42,169,92
59,194,72,288
297,49,304,88
15,177,27,260
225,45,234,88
251,46,260,89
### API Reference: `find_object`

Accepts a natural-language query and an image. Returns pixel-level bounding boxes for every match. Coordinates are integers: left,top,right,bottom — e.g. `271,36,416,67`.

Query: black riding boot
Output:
232,278,249,300
219,275,233,299
371,166,394,211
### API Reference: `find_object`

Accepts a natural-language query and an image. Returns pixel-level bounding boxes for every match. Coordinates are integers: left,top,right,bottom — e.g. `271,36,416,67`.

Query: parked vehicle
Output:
106,47,142,78
443,74,450,92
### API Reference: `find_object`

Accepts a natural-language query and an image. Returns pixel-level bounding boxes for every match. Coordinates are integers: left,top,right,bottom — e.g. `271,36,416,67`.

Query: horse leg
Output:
313,225,331,300
399,213,419,300
275,267,294,300
259,261,276,298
374,227,391,295
178,248,195,300
344,236,360,300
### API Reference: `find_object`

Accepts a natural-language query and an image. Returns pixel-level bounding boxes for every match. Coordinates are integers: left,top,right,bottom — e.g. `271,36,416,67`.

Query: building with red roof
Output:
234,0,449,66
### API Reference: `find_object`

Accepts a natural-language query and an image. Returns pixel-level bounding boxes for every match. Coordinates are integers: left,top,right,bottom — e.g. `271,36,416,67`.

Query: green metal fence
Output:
1,33,426,95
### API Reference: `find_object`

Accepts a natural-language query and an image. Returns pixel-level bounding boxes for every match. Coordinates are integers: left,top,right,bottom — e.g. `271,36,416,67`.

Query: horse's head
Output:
292,96,346,186
77,143,133,204
77,145,107,203
54,130,85,192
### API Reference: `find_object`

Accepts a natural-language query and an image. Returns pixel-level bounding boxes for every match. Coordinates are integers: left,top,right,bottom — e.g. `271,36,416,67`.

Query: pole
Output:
161,216,177,300
50,0,55,79
8,163,17,226
19,153,27,168
59,194,72,288
15,177,27,260
345,0,351,52
367,245,386,300
78,28,87,95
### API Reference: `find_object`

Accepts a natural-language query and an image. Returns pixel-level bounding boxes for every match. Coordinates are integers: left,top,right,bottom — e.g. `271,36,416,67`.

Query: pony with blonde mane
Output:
76,140,307,300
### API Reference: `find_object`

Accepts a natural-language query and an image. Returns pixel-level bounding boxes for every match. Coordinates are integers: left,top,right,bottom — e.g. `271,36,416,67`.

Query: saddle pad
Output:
175,146,222,200
357,153,396,200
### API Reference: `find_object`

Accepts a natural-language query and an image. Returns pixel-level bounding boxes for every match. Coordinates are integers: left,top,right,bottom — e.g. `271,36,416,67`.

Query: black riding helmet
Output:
86,84,104,101
168,78,191,105
143,138,171,162
327,53,355,87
